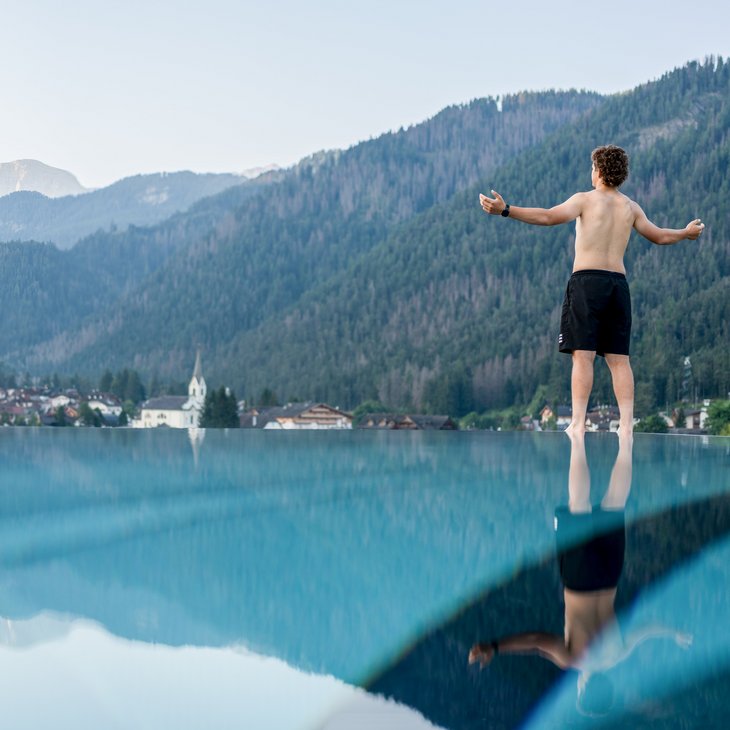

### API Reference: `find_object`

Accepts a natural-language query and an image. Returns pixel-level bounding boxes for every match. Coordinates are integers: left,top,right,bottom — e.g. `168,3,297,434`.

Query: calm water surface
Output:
0,428,728,728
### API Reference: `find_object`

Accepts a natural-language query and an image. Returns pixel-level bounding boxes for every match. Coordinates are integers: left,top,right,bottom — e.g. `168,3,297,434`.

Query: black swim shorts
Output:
559,269,631,357
554,506,626,592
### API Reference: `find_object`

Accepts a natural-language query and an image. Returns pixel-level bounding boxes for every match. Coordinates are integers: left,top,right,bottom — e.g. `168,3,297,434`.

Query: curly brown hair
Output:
591,145,629,188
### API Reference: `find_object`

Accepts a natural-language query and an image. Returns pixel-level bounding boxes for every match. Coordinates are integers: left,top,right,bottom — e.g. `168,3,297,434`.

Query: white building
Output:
86,392,123,417
683,408,710,431
136,351,207,429
49,394,72,409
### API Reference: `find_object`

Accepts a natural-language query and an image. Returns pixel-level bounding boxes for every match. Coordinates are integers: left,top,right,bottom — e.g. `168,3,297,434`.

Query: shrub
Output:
635,414,669,433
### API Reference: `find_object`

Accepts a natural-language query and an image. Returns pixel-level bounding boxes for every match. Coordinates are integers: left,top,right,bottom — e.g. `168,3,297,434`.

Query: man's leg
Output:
566,349,595,434
567,428,591,512
605,353,634,434
601,431,633,509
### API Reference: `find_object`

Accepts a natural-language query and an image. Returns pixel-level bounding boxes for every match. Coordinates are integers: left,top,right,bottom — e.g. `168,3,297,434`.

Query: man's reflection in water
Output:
469,432,691,716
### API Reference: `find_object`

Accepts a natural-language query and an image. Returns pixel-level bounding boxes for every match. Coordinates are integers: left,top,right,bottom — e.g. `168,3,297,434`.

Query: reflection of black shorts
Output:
554,507,625,592
559,270,631,357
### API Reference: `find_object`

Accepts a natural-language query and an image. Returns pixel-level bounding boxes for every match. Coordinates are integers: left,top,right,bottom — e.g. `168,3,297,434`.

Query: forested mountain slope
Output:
7,90,601,381
212,58,730,412
0,175,277,357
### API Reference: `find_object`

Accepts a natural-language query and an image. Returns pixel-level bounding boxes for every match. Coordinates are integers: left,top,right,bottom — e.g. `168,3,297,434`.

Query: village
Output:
0,383,462,431
0,352,458,431
0,350,713,435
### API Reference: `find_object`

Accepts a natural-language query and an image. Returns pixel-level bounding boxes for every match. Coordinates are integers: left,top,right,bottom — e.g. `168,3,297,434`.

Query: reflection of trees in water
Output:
368,491,730,729
0,432,568,680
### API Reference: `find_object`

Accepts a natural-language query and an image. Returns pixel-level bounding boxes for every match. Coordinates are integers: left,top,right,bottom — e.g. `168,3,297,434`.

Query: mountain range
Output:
0,57,727,417
0,163,284,250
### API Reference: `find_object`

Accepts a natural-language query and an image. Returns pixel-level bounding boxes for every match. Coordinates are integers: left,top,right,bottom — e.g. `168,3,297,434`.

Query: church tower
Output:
188,348,207,410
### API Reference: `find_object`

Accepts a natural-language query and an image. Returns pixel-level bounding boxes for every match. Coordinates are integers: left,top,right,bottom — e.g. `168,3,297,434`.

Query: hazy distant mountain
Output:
0,159,87,198
0,170,267,249
241,164,280,179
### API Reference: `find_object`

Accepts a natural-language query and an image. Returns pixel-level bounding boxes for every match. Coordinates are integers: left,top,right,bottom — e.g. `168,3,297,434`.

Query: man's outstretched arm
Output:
480,190,583,226
469,632,572,669
632,202,704,244
604,626,693,670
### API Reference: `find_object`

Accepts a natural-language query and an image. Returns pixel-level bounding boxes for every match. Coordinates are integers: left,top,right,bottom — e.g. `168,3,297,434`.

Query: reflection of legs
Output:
567,430,591,513
601,433,634,510
566,350,595,434
605,354,634,434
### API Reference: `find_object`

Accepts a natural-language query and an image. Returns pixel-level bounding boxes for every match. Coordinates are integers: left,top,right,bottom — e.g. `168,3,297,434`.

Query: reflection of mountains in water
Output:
5,429,569,683
0,431,728,701
368,491,730,729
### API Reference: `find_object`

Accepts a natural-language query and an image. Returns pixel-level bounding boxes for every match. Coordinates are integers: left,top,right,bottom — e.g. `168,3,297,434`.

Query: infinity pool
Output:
0,428,727,728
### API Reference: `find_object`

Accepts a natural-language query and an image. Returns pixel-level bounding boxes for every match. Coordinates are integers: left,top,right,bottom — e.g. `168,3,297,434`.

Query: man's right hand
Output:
685,218,705,240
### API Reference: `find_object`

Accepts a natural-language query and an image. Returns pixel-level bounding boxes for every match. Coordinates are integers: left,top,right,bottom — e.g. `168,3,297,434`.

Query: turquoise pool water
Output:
0,428,727,728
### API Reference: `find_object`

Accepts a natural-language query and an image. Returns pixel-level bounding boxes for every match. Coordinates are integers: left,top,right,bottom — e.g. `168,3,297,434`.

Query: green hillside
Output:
0,175,275,360
215,58,730,413
9,90,601,380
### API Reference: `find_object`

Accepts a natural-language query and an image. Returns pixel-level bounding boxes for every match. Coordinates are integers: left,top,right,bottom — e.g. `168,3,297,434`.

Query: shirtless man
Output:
480,145,705,434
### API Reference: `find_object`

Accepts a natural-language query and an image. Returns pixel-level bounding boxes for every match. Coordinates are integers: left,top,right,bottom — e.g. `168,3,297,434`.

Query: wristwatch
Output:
501,203,510,217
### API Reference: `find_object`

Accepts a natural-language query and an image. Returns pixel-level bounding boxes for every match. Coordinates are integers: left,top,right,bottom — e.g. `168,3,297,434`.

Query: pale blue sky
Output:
2,0,728,187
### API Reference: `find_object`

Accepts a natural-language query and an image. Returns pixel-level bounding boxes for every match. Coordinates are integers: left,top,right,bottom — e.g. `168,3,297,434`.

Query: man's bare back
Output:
572,189,634,274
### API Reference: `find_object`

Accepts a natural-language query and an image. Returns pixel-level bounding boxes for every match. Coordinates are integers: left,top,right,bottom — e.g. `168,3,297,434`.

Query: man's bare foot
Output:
468,642,496,668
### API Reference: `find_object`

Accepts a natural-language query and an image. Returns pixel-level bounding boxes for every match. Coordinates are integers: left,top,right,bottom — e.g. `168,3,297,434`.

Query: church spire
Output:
193,348,203,381
188,348,207,409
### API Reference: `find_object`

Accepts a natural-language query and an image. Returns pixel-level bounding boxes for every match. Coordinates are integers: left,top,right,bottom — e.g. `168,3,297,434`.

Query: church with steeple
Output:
136,350,208,428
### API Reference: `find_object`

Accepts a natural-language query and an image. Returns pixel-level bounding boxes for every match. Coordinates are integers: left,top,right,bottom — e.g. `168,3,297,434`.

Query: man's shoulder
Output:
570,190,590,206
618,190,636,204
622,194,640,216
577,189,598,203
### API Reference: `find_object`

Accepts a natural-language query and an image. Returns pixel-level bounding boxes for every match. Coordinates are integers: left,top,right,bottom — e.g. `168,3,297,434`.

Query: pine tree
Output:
124,370,146,404
100,369,113,392
258,388,279,406
199,390,218,428
200,387,239,427
220,387,239,427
